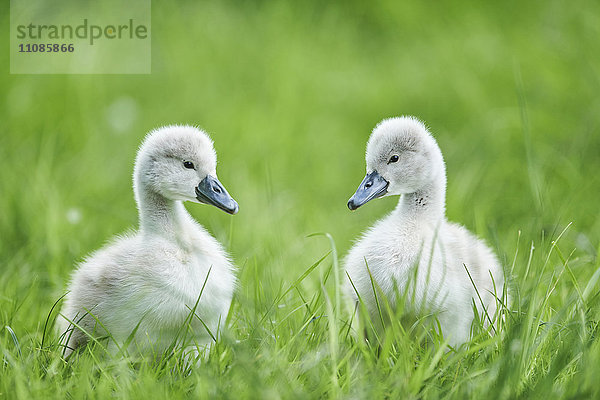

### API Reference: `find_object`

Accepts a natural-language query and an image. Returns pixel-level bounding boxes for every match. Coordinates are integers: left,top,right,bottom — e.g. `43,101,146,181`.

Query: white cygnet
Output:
344,116,509,347
58,125,239,358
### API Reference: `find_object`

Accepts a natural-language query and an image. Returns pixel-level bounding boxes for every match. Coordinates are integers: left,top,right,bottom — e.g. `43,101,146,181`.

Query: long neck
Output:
395,163,446,224
135,184,191,236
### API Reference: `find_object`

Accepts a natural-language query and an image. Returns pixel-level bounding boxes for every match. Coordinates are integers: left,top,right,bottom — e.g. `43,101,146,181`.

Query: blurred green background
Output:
1,0,600,397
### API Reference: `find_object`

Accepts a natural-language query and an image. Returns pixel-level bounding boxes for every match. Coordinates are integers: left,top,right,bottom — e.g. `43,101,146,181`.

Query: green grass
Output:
2,0,600,398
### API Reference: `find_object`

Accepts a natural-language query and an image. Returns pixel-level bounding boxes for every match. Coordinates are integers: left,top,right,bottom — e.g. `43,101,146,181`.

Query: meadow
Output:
1,0,600,398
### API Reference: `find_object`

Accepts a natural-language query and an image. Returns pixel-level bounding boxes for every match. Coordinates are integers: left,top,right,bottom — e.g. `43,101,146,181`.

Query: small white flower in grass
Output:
105,96,139,134
66,208,82,225
510,339,522,353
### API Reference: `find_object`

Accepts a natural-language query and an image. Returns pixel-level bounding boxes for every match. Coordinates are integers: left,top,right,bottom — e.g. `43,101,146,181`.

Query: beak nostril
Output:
365,182,372,188
213,186,222,194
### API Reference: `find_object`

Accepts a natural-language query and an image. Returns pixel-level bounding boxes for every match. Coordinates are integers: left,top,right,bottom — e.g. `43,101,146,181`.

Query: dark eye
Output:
388,155,399,164
183,161,195,169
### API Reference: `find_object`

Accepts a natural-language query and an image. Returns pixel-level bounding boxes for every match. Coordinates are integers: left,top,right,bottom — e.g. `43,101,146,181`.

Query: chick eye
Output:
388,155,399,164
183,161,195,169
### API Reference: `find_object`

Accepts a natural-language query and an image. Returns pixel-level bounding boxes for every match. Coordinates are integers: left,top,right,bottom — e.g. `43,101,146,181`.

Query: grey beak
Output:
347,170,389,211
195,175,239,215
